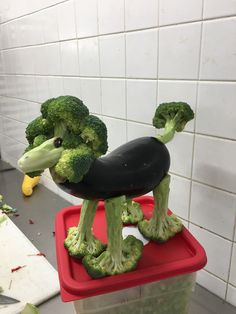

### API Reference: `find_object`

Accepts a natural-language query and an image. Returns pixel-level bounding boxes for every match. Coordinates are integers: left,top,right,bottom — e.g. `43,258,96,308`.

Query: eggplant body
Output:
57,137,170,200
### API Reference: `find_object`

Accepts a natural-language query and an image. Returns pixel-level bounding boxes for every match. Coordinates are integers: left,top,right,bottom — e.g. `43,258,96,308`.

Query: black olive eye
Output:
54,137,63,148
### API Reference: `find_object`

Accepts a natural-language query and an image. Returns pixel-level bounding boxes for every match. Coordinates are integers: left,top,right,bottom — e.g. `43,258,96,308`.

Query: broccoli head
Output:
64,200,106,258
83,196,143,278
54,144,95,183
18,95,108,183
153,102,194,144
81,115,108,157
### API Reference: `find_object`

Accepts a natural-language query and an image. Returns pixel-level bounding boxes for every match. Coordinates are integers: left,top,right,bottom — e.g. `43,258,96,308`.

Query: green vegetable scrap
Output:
0,194,17,215
20,303,40,314
121,198,143,224
18,96,108,184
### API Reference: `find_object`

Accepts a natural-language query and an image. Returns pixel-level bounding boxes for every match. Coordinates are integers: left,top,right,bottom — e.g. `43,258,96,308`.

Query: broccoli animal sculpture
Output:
18,96,194,278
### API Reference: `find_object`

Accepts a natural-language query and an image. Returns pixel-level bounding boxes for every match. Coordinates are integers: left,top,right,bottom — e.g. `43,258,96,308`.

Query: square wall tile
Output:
42,6,59,43
158,80,197,132
197,82,236,140
102,116,126,151
17,76,38,102
169,174,191,220
63,77,81,99
48,77,64,98
200,18,236,80
35,76,50,103
189,224,232,280
159,0,203,25
99,34,125,77
126,79,157,124
75,0,98,38
190,182,236,240
44,43,61,76
125,0,158,30
78,37,100,76
159,23,201,79
166,132,194,178
60,40,79,76
101,79,126,119
57,0,76,40
2,117,27,144
193,135,236,193
33,45,47,75
196,269,227,299
203,0,236,19
98,0,124,34
229,243,236,286
127,121,156,141
126,29,158,79
226,285,236,307
80,78,101,114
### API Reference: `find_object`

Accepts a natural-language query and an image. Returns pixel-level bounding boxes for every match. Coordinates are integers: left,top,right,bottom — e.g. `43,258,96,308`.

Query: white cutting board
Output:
0,213,60,314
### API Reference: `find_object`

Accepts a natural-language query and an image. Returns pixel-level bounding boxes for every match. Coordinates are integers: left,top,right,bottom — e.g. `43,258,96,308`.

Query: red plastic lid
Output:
55,196,207,302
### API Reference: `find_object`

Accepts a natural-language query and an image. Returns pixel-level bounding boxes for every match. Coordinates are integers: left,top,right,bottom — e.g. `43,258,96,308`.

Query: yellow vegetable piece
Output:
22,175,40,196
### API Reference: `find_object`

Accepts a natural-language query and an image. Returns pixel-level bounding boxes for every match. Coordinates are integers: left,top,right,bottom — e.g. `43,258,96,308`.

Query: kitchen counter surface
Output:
0,160,235,314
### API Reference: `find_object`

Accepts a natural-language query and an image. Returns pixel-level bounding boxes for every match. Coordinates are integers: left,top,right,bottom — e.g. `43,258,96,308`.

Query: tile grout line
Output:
187,1,205,227
2,15,236,52
2,72,236,84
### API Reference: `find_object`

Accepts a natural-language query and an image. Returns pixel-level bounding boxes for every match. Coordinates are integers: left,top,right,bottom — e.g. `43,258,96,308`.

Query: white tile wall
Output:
0,0,236,306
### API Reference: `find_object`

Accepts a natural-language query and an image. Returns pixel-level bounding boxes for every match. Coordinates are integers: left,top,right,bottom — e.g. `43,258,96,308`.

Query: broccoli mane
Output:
47,96,89,135
153,102,194,144
54,144,95,183
41,98,56,118
25,116,53,144
81,115,108,157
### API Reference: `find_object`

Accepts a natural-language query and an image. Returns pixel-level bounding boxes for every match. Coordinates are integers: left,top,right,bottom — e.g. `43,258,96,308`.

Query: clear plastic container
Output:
73,273,196,314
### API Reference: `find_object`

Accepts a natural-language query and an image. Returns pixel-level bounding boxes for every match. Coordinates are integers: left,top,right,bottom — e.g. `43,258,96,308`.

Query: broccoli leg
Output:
138,175,183,242
121,198,143,224
83,196,143,278
64,199,105,258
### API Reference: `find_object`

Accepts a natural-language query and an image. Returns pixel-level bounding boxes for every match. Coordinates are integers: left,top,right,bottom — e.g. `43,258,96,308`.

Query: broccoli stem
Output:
54,121,67,138
105,196,125,269
138,175,183,242
78,199,97,241
156,120,176,144
121,198,143,224
64,199,106,257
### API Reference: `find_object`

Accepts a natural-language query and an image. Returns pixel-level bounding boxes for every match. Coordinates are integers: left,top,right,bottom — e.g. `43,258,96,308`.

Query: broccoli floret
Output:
64,200,106,258
121,198,143,224
138,175,183,242
33,135,48,147
25,116,53,144
83,196,143,278
54,144,95,183
81,115,108,157
153,102,194,144
41,98,56,118
62,132,83,149
47,96,89,135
